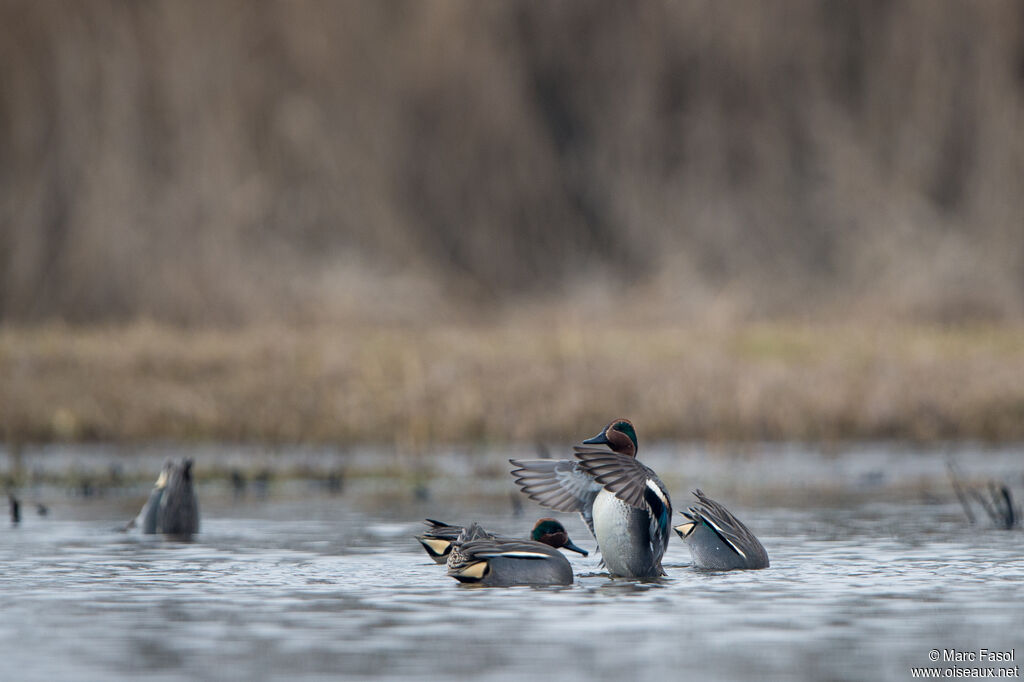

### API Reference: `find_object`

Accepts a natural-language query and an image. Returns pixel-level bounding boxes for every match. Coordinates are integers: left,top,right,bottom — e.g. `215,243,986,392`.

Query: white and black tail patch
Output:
450,560,489,583
673,519,697,539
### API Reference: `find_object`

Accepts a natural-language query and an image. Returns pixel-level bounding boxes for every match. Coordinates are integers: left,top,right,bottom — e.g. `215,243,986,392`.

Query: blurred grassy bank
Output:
4,321,1024,446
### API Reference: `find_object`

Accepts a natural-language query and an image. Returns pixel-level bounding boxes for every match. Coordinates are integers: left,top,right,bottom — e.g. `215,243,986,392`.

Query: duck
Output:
416,518,497,564
129,459,173,533
129,458,199,538
673,489,769,570
158,458,199,538
510,418,672,579
446,518,588,586
418,517,587,563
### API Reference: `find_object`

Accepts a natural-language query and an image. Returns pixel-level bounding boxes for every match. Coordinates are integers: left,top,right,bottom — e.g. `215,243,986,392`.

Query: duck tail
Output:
673,510,698,539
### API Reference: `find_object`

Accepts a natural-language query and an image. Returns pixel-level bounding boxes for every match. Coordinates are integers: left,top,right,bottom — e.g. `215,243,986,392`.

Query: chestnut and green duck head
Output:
582,418,639,457
530,518,588,556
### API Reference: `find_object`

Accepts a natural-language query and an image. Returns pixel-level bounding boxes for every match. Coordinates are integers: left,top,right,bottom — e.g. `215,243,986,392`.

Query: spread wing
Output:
572,447,658,508
509,458,602,538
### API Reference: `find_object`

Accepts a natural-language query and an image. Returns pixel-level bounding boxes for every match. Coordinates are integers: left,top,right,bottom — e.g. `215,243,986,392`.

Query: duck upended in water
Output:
673,489,768,570
510,419,672,579
133,460,173,533
446,518,588,586
131,458,199,538
415,519,500,564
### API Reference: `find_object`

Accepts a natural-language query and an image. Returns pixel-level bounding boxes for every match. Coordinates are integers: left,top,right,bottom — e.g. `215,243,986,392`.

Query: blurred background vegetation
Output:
3,0,1023,326
2,1,1024,445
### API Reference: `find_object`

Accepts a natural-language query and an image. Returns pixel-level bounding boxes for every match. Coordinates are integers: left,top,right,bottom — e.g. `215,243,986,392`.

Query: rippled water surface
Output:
1,444,1022,681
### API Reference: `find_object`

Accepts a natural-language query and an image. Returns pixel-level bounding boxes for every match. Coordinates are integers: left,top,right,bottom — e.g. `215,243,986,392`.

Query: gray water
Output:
1,443,1022,682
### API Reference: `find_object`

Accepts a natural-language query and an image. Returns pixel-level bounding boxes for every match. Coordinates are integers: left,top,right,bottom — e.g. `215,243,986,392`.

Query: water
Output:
1,444,1022,681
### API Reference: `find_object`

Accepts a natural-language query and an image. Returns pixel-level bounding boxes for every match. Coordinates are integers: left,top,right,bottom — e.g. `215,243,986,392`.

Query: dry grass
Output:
4,320,1024,447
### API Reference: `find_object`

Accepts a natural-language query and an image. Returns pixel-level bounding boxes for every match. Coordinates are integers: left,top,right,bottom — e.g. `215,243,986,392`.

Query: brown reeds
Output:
4,321,1024,446
3,4,1024,447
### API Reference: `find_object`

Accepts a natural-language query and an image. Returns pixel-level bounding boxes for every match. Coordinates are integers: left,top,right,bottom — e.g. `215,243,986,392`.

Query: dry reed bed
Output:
3,322,1024,446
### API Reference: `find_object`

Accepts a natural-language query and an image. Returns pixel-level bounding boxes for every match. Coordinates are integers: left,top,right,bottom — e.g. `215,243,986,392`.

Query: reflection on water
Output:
0,445,1022,682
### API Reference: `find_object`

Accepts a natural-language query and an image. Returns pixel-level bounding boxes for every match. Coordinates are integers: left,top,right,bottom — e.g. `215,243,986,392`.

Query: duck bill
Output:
563,538,589,556
582,430,609,446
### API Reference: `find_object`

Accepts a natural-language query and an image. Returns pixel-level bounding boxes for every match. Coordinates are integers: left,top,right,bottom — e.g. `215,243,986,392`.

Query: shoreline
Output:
4,321,1024,445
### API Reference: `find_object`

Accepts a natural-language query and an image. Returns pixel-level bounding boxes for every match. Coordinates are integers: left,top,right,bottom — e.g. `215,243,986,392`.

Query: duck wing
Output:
456,538,557,561
509,458,602,538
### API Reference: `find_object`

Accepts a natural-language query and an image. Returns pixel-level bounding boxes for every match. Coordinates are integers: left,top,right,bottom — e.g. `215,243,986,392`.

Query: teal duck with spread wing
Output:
510,419,672,579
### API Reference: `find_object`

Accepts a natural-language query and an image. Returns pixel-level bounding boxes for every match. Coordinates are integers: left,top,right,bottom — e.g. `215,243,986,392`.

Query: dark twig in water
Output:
946,459,975,524
1001,486,1018,529
230,469,247,500
969,486,999,525
948,459,1020,529
989,482,1019,530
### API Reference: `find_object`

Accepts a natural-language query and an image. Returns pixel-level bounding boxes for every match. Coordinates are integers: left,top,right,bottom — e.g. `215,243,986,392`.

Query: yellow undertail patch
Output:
419,538,451,557
453,561,488,580
674,521,697,538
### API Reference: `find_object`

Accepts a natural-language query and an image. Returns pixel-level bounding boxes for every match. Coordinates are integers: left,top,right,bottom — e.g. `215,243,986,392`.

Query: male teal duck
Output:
510,418,672,579
131,458,199,538
419,517,587,564
674,489,769,570
446,518,588,586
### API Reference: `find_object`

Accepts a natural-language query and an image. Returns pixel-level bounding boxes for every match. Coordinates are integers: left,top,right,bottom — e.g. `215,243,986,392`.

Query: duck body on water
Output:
590,487,665,578
125,422,767,585
510,419,673,579
674,489,769,570
134,458,199,539
445,519,588,587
